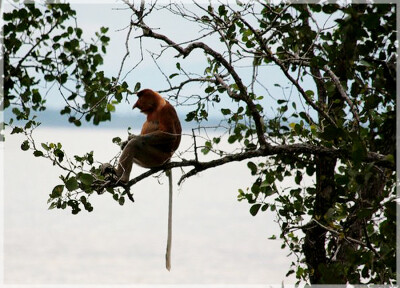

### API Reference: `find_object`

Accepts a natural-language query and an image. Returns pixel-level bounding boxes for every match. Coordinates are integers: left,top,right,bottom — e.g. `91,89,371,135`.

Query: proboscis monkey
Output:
116,89,181,182
116,89,181,271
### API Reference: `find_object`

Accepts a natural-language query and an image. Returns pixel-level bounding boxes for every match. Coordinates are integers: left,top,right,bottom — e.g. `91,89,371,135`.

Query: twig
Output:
311,219,381,259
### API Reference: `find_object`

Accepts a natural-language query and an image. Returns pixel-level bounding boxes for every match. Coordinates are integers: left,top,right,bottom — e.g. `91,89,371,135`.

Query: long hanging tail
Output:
166,169,173,271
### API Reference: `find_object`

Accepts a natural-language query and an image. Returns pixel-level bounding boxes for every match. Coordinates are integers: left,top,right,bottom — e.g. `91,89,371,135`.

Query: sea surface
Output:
2,127,297,287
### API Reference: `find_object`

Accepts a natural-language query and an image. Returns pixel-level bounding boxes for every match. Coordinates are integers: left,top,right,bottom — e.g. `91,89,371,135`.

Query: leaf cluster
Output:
4,3,133,128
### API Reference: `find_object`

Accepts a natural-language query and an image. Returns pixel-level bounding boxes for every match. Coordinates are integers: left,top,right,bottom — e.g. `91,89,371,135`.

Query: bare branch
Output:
115,22,134,84
238,16,338,128
157,77,218,95
127,6,269,149
213,73,241,101
323,65,361,129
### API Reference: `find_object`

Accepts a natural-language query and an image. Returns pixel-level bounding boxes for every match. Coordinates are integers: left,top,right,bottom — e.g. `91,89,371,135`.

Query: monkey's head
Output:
133,89,166,114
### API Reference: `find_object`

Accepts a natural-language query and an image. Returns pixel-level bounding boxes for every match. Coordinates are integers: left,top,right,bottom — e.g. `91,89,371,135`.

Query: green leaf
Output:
71,207,81,215
80,195,87,204
169,73,179,79
50,185,64,198
112,137,122,144
66,177,79,191
134,82,141,93
265,187,276,197
250,204,262,216
44,74,55,82
205,86,214,93
221,108,231,115
33,150,44,157
85,204,94,212
218,5,227,16
201,147,210,155
73,119,82,127
54,149,64,162
185,111,196,122
384,154,395,164
260,180,270,188
100,35,110,44
351,137,367,166
295,170,303,185
76,27,82,38
320,126,347,141
48,202,57,210
78,173,93,186
21,140,29,151
11,127,23,134
41,143,50,151
246,40,255,48
227,134,237,144
305,90,314,98
107,103,115,112
243,29,252,38
247,161,257,175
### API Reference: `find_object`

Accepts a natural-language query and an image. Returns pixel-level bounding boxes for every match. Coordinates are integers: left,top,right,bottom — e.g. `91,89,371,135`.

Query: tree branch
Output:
310,219,381,259
322,65,361,129
126,4,269,150
157,77,218,95
106,142,394,191
15,19,60,73
238,16,338,128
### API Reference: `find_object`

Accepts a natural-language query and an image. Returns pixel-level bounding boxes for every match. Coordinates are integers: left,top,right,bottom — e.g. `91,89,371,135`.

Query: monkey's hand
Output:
121,134,138,150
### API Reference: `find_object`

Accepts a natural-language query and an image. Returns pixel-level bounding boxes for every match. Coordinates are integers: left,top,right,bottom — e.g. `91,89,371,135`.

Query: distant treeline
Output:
3,108,223,130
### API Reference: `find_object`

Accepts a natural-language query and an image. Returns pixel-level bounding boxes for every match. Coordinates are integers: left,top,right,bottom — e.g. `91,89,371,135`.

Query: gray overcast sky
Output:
3,1,329,121
60,2,296,117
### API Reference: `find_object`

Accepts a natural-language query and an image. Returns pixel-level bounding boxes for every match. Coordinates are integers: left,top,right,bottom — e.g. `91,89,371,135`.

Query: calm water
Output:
3,127,296,286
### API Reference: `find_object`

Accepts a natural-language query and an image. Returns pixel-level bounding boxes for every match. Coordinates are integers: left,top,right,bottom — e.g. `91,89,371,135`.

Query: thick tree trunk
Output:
303,155,340,284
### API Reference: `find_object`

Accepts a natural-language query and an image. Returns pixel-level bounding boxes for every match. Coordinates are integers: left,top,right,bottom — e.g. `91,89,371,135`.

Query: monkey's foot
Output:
100,163,116,176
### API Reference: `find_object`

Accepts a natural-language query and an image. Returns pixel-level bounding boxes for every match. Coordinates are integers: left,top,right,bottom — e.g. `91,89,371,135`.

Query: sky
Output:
4,1,309,123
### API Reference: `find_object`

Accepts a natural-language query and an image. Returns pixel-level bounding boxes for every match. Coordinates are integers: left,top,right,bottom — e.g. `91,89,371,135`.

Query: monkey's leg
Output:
116,136,172,183
116,138,140,183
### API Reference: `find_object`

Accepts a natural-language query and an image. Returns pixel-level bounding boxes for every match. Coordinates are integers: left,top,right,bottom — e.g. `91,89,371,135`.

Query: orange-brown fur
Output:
116,89,182,183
